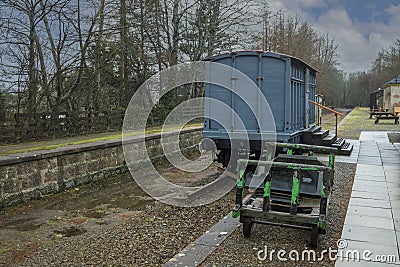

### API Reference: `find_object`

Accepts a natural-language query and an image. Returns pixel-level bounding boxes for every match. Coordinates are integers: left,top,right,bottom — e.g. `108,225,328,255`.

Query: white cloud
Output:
315,9,372,72
385,4,400,17
267,0,319,22
266,1,400,73
267,0,326,11
298,0,327,9
316,7,400,72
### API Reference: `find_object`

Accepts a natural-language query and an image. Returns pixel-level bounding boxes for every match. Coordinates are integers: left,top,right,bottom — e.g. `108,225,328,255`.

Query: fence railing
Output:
0,111,124,144
0,105,205,144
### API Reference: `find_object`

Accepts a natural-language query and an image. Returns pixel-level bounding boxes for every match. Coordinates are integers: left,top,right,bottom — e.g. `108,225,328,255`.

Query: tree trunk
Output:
171,0,179,66
120,0,128,106
27,3,38,113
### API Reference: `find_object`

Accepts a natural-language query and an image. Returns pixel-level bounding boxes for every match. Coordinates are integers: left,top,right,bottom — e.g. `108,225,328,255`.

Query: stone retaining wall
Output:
0,127,202,208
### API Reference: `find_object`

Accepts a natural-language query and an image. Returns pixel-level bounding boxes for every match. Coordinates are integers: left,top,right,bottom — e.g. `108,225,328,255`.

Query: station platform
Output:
335,131,400,266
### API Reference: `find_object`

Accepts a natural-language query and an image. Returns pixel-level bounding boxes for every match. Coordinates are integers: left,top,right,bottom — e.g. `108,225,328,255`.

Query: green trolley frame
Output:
232,143,336,247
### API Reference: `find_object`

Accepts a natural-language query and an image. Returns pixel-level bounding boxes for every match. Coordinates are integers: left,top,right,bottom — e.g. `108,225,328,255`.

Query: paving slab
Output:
391,209,400,221
382,162,400,167
394,221,400,231
389,168,400,176
337,239,399,264
357,155,381,160
358,151,380,157
380,152,400,161
355,174,387,182
357,153,380,158
359,142,379,148
388,188,400,195
352,185,390,193
355,164,385,177
344,214,394,230
346,205,393,218
341,224,397,246
381,154,400,160
378,142,398,148
380,150,399,155
385,172,400,180
348,198,392,209
353,180,388,188
386,175,400,183
387,177,400,183
382,157,400,161
380,149,399,153
371,132,390,142
381,156,400,161
359,132,373,140
358,149,380,154
357,158,382,165
390,195,400,202
390,200,400,211
350,191,390,201
384,165,400,171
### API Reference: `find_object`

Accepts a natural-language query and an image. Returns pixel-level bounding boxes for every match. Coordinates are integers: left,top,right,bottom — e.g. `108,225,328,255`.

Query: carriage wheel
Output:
310,225,319,248
242,217,254,238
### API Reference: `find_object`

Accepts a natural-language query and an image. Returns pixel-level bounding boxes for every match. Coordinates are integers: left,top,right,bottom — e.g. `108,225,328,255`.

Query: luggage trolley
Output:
232,143,336,247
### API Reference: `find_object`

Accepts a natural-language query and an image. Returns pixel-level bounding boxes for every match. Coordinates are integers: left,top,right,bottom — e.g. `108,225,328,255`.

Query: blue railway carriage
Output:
202,51,318,166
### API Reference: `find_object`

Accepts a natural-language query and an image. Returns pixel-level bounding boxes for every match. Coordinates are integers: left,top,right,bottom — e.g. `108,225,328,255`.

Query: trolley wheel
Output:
242,217,254,238
310,225,319,248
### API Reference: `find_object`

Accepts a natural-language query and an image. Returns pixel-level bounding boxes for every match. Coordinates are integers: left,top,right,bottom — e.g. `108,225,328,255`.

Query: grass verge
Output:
0,123,202,156
338,107,399,140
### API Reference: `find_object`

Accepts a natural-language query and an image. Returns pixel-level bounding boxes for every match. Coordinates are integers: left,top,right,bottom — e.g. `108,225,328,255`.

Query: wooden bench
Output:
369,109,389,119
374,107,400,124
375,116,399,124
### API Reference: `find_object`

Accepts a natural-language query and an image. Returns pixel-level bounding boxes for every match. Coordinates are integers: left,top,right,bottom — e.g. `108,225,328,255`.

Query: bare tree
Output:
255,7,343,105
0,0,59,113
0,0,106,114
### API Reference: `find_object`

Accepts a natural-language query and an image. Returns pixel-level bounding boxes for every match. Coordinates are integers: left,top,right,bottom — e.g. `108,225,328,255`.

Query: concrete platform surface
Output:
336,131,400,266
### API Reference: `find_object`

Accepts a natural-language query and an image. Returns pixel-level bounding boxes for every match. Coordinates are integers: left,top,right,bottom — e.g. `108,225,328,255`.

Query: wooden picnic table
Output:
374,108,400,124
369,109,390,119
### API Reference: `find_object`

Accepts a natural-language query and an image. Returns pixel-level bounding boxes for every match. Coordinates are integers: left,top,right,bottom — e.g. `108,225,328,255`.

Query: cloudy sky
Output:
267,0,400,73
